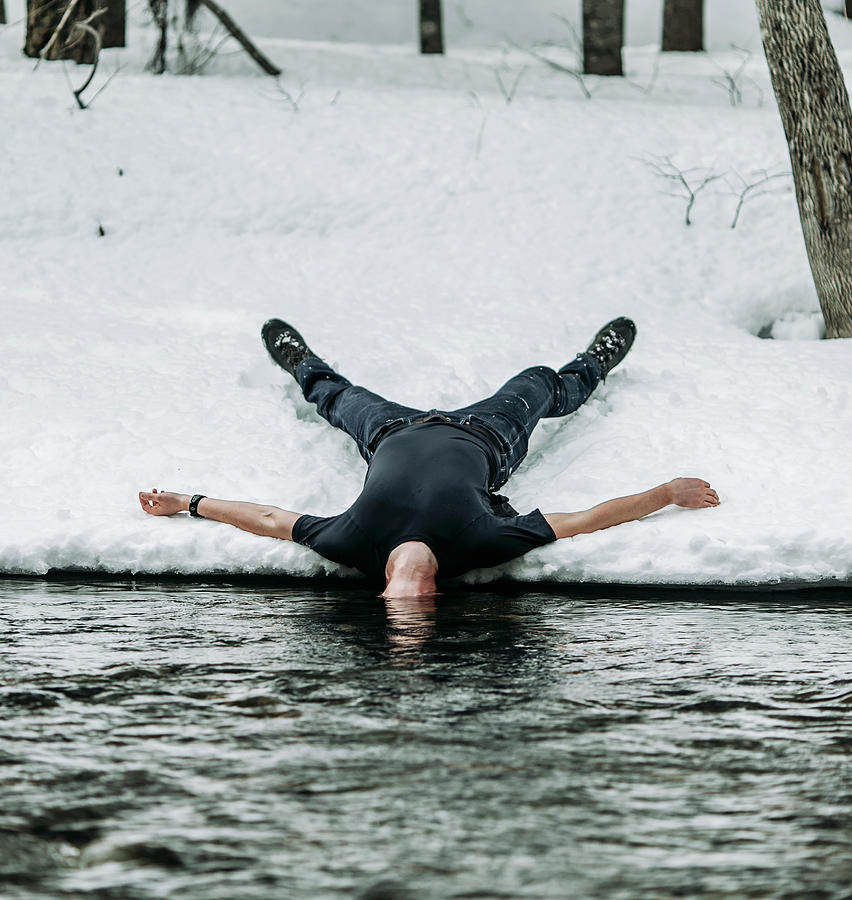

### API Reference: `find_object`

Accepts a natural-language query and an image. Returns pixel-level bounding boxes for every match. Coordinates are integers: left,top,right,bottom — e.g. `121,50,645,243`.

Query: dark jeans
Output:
294,354,601,491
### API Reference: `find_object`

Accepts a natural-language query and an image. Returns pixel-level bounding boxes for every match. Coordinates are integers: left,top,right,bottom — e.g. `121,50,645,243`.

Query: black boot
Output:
585,317,636,378
261,319,319,377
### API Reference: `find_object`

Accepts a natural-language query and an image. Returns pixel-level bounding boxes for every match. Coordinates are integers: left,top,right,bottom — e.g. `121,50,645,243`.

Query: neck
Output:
383,541,438,599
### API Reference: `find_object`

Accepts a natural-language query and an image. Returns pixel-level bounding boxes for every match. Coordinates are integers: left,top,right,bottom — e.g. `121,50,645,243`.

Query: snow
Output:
1,3,851,587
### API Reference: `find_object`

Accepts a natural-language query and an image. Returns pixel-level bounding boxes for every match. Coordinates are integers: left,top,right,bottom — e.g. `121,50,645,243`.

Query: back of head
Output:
383,541,438,598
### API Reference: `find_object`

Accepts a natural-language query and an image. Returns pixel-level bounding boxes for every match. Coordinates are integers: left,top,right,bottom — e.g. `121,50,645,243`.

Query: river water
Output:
1,579,851,899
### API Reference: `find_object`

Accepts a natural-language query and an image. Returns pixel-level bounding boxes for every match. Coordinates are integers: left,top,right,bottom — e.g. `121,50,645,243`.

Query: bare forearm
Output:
545,484,672,538
582,483,673,532
193,496,299,539
139,490,300,540
544,478,718,539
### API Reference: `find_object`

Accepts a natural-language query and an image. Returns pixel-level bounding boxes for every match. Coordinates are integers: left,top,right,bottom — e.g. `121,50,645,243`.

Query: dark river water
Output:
1,579,851,900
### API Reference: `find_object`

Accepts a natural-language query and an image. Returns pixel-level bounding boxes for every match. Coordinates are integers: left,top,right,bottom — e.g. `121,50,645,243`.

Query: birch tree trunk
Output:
419,0,443,54
662,0,703,52
582,0,623,76
756,0,852,337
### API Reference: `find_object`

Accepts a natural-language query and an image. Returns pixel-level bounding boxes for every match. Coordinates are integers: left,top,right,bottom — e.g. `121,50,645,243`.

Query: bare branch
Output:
639,153,726,225
494,64,527,104
467,90,487,160
69,20,102,108
84,60,121,106
552,12,582,51
523,46,591,100
266,75,305,111
41,0,83,60
711,46,763,107
725,168,792,228
625,53,662,96
194,0,281,76
178,22,230,75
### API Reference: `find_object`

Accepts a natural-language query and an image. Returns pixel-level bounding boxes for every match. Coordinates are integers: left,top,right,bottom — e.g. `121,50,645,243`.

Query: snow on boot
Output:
262,319,319,377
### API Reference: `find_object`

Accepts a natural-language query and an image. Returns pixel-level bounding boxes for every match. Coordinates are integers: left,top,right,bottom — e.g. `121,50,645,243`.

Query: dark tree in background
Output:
26,0,100,63
662,0,703,51
419,0,443,54
1,1,6,26
756,0,852,337
25,1,125,60
147,0,168,73
101,0,125,47
582,0,624,76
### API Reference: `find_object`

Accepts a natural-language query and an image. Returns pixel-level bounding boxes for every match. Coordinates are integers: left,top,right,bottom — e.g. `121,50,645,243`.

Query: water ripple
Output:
1,580,851,899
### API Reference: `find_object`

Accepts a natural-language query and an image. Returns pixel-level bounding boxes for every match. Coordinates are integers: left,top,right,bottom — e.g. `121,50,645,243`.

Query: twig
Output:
467,90,487,159
726,169,791,228
68,21,102,108
195,0,281,76
625,53,662,96
41,0,83,60
524,46,591,99
552,12,582,51
455,1,474,29
268,76,305,111
1,12,28,35
711,46,763,107
84,60,122,107
494,64,527,104
64,6,106,48
178,23,229,74
640,154,725,225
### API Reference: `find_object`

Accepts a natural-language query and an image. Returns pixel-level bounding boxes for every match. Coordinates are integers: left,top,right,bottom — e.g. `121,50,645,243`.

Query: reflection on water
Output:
1,578,851,899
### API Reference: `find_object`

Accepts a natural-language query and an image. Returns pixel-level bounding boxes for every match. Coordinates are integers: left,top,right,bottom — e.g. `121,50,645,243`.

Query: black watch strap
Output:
189,494,207,518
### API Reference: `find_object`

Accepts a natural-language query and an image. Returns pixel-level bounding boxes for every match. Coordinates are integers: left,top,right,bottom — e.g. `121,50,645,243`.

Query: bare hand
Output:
668,478,719,509
138,489,188,517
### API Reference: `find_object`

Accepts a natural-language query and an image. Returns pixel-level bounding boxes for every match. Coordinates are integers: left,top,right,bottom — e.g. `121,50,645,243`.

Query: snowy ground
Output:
1,6,851,587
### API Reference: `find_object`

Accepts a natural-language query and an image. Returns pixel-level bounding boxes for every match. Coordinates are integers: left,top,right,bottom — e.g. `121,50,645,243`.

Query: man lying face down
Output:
139,317,718,598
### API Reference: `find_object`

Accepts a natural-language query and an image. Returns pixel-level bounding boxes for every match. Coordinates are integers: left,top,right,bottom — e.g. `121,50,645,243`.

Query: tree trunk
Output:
846,0,852,19
186,0,201,28
25,0,104,63
147,0,167,73
662,0,703,52
0,1,6,26
102,0,125,48
419,0,443,54
756,0,852,337
582,0,623,76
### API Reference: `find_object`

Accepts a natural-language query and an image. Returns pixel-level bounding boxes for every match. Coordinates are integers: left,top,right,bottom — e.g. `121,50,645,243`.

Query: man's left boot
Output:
584,317,636,379
261,319,319,377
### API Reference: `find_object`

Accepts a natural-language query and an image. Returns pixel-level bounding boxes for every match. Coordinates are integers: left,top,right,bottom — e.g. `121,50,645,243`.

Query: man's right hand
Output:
138,489,189,517
667,478,719,508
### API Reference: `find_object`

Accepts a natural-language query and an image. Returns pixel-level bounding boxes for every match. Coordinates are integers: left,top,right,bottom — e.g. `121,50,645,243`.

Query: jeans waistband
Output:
370,415,505,490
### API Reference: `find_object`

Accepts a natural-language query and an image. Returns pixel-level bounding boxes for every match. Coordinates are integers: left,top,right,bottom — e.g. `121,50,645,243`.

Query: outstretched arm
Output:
138,489,302,541
543,478,718,540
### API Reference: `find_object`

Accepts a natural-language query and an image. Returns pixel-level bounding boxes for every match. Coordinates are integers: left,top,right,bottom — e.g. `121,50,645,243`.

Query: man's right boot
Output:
262,319,319,377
